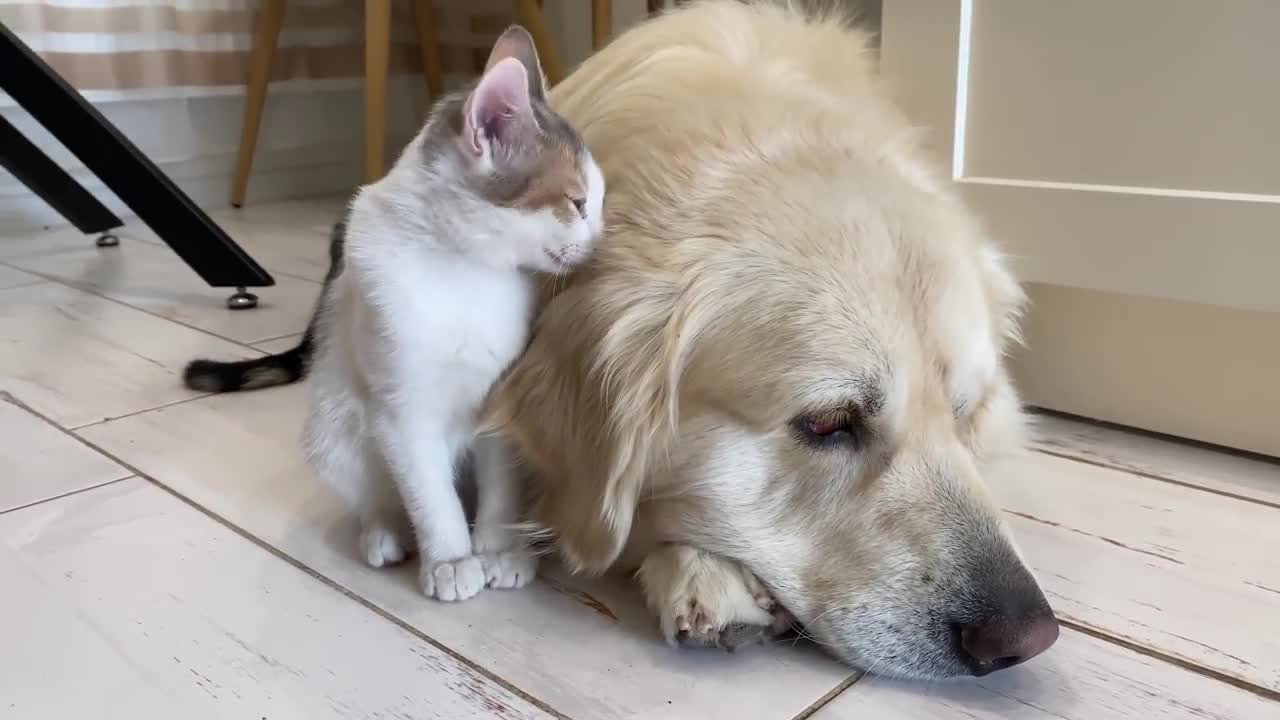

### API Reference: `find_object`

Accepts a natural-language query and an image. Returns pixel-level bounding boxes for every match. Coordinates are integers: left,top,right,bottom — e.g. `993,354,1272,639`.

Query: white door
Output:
880,0,1280,456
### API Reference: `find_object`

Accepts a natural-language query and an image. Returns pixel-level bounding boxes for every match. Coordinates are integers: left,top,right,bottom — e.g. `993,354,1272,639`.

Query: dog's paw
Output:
638,545,790,652
479,549,539,590
716,597,796,650
419,555,487,602
359,522,409,569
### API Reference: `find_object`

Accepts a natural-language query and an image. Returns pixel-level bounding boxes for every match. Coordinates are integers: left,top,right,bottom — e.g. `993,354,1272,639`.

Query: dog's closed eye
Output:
791,410,866,449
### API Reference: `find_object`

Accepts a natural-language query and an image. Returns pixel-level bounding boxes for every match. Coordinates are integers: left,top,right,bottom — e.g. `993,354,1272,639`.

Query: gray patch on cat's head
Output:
485,99,588,223
417,63,590,224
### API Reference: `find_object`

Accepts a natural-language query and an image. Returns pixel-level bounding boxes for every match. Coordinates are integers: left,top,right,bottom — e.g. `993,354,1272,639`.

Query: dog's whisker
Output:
798,602,858,638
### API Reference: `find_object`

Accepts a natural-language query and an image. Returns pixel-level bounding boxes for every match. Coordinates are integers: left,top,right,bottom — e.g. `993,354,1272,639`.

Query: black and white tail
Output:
182,215,346,394
183,332,315,393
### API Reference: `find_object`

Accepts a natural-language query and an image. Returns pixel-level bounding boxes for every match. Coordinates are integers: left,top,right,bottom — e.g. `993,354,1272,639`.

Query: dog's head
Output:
490,0,1057,679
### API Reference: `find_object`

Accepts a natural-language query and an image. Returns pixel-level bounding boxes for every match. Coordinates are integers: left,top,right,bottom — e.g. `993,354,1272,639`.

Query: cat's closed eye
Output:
569,196,587,219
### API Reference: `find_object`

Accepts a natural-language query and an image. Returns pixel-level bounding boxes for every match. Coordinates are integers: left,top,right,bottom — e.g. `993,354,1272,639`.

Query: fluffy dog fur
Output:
488,1,1051,678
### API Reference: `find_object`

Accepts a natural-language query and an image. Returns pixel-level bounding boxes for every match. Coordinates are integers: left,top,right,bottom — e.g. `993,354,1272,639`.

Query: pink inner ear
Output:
465,57,532,154
484,26,545,100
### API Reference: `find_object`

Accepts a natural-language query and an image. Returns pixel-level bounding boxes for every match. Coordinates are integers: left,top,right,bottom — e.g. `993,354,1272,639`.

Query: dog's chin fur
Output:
488,1,1046,679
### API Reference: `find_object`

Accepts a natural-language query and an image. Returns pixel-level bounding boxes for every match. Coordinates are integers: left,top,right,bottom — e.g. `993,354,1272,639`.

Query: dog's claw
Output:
642,545,791,654
673,603,793,651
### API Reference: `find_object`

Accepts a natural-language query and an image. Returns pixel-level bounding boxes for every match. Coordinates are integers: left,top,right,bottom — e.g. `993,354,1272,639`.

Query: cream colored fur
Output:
489,1,1037,677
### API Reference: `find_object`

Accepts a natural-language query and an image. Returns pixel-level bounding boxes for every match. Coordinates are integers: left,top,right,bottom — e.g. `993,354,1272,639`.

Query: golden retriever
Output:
489,0,1059,678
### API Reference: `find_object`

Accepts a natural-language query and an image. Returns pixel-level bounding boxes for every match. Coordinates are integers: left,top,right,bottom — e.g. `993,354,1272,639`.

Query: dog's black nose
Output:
956,610,1059,676
954,542,1061,676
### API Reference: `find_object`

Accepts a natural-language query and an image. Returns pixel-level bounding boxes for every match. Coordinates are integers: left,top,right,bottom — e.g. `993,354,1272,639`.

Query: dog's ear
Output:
485,274,680,575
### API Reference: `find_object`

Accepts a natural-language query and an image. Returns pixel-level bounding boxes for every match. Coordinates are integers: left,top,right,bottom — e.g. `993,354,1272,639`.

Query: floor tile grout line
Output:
125,209,344,245
69,393,217,432
123,229,326,286
1,231,321,355
270,268,325,285
788,673,863,720
110,463,575,720
0,260,277,357
251,331,306,348
0,475,135,516
1058,618,1280,703
0,391,140,514
0,258,50,279
1032,447,1280,511
0,261,48,290
789,619,1280,716
0,391,572,720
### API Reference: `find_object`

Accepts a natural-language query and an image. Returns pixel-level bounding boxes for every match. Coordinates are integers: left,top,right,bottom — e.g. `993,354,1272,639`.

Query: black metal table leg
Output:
0,115,124,247
0,22,274,293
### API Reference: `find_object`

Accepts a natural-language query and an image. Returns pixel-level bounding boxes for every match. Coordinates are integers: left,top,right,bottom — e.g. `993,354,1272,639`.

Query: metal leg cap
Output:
226,288,259,310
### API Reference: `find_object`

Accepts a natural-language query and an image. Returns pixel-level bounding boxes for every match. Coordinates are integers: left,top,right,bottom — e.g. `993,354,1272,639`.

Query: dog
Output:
486,0,1059,678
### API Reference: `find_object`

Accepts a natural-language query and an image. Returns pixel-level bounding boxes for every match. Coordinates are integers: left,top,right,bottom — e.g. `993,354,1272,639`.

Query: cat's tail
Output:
183,214,346,393
183,332,314,393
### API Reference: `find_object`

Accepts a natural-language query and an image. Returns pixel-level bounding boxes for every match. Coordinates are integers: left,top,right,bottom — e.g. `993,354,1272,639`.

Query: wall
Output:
2,1,873,234
0,77,428,233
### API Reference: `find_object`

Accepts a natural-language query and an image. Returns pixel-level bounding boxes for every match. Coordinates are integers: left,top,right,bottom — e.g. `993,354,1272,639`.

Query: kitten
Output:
183,26,605,601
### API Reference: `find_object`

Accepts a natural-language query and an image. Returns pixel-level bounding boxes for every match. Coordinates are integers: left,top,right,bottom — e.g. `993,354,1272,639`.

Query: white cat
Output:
184,26,604,602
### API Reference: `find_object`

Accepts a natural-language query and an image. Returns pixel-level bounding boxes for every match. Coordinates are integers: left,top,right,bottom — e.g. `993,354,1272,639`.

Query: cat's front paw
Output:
479,549,539,590
472,526,539,590
359,522,410,568
419,555,487,602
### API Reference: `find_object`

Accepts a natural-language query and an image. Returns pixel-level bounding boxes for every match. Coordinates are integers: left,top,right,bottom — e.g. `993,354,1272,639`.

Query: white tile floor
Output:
2,198,1277,720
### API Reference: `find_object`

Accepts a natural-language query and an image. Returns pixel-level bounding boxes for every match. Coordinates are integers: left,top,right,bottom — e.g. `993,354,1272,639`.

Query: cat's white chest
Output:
380,253,534,376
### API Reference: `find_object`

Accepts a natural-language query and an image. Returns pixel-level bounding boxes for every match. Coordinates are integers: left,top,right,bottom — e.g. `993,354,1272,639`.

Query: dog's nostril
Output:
970,654,1024,677
956,611,1059,676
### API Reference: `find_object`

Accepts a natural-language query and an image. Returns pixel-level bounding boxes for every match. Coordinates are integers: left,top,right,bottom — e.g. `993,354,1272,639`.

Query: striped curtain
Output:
0,0,521,104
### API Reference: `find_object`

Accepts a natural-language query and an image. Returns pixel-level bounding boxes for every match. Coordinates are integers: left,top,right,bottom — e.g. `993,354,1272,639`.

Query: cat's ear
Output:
462,56,535,158
484,25,548,101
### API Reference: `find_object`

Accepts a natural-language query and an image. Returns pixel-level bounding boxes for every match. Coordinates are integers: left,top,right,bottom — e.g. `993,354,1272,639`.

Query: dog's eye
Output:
570,196,587,218
805,418,844,436
792,411,863,449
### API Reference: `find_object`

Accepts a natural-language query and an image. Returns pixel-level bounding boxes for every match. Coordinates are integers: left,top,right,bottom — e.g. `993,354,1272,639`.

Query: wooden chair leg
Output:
516,0,564,84
411,0,444,99
231,0,286,207
592,0,612,51
365,1,392,182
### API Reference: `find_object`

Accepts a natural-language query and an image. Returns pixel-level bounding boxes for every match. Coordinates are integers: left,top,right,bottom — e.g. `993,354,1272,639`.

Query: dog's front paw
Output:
419,555,487,602
638,544,790,652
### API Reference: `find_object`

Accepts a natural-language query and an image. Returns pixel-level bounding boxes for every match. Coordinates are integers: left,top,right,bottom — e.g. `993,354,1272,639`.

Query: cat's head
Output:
450,26,605,274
